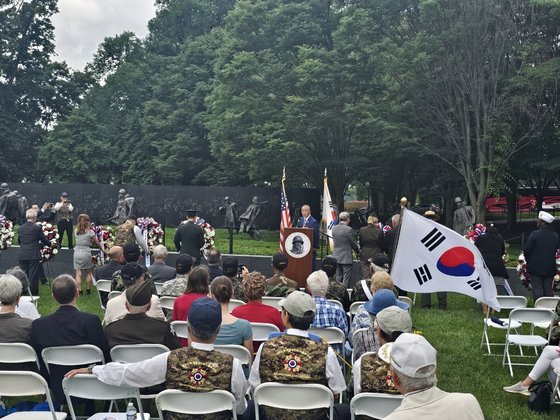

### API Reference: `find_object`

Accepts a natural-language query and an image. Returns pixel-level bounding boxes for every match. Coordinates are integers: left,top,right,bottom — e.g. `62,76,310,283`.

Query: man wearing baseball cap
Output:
523,210,559,300
160,254,193,297
249,291,349,419
265,253,298,297
385,333,483,419
66,297,252,419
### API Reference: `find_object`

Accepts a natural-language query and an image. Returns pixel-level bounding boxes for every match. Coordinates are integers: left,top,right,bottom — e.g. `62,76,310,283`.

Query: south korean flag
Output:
391,209,500,310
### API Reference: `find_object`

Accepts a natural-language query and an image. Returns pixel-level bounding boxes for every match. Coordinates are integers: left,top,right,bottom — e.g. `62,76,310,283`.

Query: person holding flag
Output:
390,208,500,311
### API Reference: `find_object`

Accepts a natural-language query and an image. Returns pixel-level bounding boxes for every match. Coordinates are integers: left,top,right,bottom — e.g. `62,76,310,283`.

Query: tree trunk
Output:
505,179,517,231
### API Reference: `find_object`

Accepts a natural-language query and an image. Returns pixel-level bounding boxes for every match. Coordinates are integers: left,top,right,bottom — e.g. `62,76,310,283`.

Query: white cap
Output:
538,211,554,224
390,333,437,378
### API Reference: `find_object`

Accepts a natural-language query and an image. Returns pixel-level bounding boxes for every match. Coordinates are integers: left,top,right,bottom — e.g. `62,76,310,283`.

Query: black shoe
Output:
40,278,47,285
79,290,83,296
86,289,91,295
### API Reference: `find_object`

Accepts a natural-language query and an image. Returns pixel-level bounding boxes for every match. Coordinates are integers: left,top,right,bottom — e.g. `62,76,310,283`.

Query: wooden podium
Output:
283,227,314,288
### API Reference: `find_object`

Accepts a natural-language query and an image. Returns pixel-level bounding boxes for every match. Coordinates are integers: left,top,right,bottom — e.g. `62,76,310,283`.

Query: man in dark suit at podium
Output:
174,210,205,265
18,209,51,295
296,204,320,269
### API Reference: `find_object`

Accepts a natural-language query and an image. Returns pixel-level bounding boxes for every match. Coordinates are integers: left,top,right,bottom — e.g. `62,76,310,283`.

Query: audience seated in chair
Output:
66,297,253,420
384,333,484,420
249,291,350,419
321,257,351,312
148,245,177,283
104,263,164,325
351,254,391,303
265,253,298,297
160,254,193,297
4,267,40,319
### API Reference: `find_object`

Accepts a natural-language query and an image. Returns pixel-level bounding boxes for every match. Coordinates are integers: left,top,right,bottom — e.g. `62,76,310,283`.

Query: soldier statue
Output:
13,190,29,225
109,189,128,225
0,183,20,222
453,196,475,235
238,196,268,240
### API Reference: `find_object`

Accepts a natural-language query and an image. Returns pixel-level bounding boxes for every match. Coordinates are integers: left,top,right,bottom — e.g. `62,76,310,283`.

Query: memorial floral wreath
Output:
137,217,164,254
0,215,15,250
517,250,560,292
91,224,114,265
36,221,60,262
180,217,216,257
376,222,392,237
466,223,486,243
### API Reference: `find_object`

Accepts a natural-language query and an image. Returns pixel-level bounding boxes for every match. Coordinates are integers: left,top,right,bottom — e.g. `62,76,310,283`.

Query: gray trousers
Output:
336,264,353,288
421,292,447,309
530,275,554,301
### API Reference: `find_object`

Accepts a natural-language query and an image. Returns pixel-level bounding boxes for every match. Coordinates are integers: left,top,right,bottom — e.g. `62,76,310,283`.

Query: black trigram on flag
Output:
413,264,432,285
467,278,481,290
421,227,446,252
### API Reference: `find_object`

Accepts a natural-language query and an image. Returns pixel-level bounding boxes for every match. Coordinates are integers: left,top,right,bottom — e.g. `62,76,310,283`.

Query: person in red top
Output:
172,266,209,346
231,271,284,352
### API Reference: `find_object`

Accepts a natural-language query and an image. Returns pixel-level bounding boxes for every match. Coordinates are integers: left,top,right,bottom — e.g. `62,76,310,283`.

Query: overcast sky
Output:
52,0,157,70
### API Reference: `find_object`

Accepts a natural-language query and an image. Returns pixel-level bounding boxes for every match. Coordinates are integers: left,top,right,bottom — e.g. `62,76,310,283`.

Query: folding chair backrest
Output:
171,320,189,339
160,295,177,311
509,308,555,325
398,296,413,308
0,342,40,370
63,374,143,420
0,371,62,420
154,282,164,295
308,327,345,346
350,301,365,316
250,322,281,341
496,295,527,311
253,383,333,420
95,279,112,292
350,392,403,419
229,299,245,312
328,299,344,309
215,344,252,366
41,345,104,375
261,296,283,311
110,344,170,363
156,389,237,419
108,290,122,301
534,297,560,311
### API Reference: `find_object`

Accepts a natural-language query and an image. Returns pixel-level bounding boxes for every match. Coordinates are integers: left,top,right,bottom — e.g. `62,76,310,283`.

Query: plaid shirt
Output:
311,296,349,356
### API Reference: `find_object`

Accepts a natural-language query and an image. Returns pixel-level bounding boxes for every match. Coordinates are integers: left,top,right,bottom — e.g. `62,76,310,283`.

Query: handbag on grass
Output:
528,381,552,413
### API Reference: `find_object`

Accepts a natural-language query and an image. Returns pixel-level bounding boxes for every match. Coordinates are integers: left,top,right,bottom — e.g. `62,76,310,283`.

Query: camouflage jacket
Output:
326,278,351,311
160,274,189,297
265,274,299,297
359,352,399,394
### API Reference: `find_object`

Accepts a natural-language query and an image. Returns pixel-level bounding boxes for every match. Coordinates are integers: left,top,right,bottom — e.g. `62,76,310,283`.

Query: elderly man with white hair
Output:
307,270,349,355
332,211,359,287
17,209,51,295
147,244,176,283
385,333,484,419
0,273,33,343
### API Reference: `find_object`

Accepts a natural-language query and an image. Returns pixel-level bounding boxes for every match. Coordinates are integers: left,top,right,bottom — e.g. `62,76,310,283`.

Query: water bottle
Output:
126,402,137,420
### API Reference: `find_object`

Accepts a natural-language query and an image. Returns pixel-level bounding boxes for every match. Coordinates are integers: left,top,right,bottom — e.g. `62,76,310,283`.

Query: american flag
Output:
279,167,291,252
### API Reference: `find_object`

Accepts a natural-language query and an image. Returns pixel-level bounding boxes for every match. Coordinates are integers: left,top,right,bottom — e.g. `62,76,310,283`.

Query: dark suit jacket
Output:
30,305,110,402
296,216,320,249
148,261,177,283
93,260,123,281
475,234,508,278
174,222,205,260
18,221,51,261
384,228,397,264
524,225,560,277
104,312,181,350
358,225,384,262
37,209,56,223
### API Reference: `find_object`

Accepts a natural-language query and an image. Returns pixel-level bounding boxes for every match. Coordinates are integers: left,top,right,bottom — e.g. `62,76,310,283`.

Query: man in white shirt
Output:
385,333,484,420
66,297,252,419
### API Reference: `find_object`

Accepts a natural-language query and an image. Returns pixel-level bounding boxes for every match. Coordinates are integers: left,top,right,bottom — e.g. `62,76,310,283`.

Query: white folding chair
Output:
250,322,281,341
253,383,333,420
328,299,344,309
397,296,413,311
533,297,560,331
156,389,237,419
261,296,283,311
107,290,122,301
41,345,105,375
350,392,403,419
21,294,40,307
349,301,365,320
228,299,245,313
215,344,252,366
347,289,353,300
110,344,170,363
171,320,189,339
481,295,527,354
502,308,555,377
154,282,164,296
308,326,346,349
0,371,67,419
62,374,145,420
160,295,177,312
95,279,112,311
0,342,40,370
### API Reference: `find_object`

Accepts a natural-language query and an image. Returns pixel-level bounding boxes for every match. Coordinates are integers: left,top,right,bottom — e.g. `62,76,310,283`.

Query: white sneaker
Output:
503,382,530,396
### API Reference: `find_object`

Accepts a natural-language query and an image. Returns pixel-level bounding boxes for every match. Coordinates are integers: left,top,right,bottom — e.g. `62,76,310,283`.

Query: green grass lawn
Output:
32,284,558,419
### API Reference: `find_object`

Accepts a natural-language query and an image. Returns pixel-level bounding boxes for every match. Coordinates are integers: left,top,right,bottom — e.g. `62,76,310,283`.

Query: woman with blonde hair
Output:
73,213,99,294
